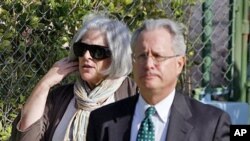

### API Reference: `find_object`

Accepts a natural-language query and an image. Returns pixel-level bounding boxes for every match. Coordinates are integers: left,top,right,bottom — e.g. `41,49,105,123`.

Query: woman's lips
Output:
82,65,94,68
81,65,95,71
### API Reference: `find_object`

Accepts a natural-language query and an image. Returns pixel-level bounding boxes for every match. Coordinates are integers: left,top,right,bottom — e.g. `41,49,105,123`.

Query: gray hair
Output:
131,19,186,55
69,13,132,78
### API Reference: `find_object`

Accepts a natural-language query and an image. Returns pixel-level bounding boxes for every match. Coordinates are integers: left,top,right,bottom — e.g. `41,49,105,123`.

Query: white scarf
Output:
63,76,126,141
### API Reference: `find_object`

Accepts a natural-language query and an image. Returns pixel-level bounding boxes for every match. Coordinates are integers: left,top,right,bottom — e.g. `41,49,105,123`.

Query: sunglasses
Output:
73,42,112,60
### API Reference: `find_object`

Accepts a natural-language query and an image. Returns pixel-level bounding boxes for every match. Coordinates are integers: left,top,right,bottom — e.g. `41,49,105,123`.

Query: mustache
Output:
140,72,158,77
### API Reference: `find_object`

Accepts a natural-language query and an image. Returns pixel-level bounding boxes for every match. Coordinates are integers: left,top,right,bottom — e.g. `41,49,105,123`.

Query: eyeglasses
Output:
73,42,112,60
133,53,179,64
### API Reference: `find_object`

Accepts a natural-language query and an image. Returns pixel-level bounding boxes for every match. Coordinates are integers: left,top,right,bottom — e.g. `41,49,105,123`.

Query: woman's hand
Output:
41,57,79,88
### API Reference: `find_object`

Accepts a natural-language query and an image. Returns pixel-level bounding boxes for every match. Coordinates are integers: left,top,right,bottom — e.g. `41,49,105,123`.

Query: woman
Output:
10,13,137,141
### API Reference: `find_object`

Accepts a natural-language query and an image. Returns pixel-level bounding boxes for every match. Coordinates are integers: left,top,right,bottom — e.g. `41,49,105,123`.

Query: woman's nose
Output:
81,50,92,59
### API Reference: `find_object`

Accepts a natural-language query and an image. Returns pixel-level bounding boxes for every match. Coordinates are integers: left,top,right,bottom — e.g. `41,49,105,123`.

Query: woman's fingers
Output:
41,57,79,87
54,58,79,75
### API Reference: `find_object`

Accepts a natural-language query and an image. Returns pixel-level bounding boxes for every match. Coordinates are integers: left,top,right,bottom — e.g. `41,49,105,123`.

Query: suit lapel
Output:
107,92,194,141
108,95,139,141
166,93,193,141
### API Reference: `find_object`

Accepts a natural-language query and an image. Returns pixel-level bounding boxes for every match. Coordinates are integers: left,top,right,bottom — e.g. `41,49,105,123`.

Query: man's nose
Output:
144,56,155,69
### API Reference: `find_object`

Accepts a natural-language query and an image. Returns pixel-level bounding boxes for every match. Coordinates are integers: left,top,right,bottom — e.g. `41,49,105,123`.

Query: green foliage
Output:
0,0,198,139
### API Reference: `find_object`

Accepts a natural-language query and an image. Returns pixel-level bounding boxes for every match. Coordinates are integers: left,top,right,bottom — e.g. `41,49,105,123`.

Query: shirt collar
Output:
136,89,175,123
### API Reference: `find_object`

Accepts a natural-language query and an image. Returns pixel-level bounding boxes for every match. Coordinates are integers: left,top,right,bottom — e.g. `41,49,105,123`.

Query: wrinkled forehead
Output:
134,28,174,53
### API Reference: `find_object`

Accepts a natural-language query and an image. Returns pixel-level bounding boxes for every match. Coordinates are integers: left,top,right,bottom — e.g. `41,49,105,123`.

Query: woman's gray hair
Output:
69,13,132,78
131,19,186,55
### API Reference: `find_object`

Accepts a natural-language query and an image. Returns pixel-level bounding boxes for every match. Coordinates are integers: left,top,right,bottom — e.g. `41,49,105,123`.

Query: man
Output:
86,18,231,141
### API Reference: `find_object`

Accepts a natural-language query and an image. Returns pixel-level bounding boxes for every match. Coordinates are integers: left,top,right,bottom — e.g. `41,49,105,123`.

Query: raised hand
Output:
18,57,79,130
41,57,79,88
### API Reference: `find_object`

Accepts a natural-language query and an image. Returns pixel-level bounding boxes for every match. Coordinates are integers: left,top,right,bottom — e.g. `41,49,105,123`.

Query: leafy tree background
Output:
0,0,198,140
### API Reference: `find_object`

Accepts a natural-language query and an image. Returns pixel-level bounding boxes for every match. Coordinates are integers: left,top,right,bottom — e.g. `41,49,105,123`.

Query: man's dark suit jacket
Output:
87,92,231,141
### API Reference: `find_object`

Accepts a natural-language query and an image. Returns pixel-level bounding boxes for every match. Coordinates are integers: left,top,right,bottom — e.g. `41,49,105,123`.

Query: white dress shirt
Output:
130,89,175,141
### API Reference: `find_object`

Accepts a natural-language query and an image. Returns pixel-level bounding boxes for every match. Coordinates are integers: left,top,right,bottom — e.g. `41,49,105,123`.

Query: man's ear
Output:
176,56,186,75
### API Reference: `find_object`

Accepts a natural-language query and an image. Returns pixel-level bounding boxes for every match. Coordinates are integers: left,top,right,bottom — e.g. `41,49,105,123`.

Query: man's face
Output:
133,28,185,92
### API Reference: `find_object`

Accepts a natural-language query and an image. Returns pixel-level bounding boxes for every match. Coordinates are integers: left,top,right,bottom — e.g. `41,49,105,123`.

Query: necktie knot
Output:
145,106,156,117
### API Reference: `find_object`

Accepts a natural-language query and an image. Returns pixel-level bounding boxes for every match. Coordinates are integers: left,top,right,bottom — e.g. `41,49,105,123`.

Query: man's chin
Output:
141,81,159,89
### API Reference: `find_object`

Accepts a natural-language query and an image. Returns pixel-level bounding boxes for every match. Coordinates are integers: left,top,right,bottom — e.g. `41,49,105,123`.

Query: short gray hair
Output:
69,13,132,78
131,19,186,55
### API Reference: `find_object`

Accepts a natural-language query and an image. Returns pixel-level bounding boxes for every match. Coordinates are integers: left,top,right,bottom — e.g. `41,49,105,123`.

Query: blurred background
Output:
0,0,249,140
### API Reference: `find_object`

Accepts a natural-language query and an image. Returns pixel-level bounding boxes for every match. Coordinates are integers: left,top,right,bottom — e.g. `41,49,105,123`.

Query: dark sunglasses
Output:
73,42,112,60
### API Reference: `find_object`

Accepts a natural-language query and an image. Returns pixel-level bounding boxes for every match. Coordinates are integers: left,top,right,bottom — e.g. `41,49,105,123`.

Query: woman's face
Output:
78,29,111,88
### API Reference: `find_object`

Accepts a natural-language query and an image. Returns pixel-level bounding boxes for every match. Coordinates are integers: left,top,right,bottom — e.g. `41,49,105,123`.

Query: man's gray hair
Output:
69,13,132,78
131,19,186,55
